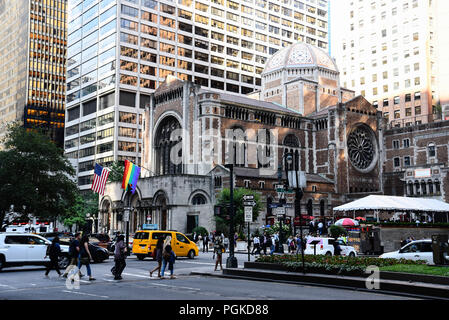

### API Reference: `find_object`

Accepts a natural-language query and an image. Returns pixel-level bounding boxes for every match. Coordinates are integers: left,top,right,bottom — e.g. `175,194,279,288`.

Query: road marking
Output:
62,290,109,299
0,284,16,289
122,272,149,278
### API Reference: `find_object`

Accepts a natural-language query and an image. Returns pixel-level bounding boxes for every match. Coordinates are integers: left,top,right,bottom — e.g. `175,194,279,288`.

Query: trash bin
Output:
431,234,449,265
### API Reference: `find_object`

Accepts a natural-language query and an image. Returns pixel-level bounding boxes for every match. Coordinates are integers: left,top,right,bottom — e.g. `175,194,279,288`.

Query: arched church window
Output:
192,194,207,205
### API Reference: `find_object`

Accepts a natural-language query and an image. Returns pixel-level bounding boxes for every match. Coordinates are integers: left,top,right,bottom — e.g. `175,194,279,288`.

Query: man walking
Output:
202,234,209,253
252,235,260,255
62,232,82,278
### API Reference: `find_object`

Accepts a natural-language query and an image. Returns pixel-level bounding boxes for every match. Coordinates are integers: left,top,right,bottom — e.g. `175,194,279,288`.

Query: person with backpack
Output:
160,236,176,279
62,232,82,278
213,235,224,271
44,236,61,277
113,235,127,280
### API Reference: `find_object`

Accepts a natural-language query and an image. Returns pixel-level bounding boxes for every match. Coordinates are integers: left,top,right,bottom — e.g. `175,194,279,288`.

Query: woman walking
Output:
150,236,164,278
77,234,96,281
160,236,176,279
44,236,62,277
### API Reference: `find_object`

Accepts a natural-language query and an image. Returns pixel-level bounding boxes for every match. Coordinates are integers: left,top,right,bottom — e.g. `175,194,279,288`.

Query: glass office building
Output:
65,0,329,190
0,0,66,147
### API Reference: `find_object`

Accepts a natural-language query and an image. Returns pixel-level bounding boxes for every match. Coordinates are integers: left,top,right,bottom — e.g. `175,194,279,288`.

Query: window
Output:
404,156,411,167
428,143,436,158
192,194,207,205
393,157,400,167
403,139,410,148
393,140,400,149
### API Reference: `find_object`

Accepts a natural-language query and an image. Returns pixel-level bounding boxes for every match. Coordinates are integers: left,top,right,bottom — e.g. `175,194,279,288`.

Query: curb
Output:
191,266,449,300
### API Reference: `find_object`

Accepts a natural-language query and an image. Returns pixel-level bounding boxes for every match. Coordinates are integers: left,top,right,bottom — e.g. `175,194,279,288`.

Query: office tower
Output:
65,0,330,190
0,0,67,147
333,0,449,128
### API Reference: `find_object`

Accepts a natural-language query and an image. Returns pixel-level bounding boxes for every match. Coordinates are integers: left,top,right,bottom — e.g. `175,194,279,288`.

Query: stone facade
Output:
383,120,449,204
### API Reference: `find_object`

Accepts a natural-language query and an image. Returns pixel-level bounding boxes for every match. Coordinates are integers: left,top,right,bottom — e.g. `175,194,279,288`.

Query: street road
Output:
0,251,415,300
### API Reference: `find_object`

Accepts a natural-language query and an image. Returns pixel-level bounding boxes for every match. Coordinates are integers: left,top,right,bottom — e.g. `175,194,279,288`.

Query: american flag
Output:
91,163,110,196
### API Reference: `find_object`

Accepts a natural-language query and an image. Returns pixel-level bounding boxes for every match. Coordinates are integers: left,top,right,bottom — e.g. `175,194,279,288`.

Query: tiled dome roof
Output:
263,42,338,74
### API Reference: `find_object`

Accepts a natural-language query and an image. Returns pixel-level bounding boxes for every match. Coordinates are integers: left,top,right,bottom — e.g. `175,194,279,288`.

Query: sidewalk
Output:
190,263,449,300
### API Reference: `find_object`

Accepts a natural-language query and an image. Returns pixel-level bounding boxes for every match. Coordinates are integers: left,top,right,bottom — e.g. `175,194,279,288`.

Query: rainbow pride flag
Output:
121,160,141,194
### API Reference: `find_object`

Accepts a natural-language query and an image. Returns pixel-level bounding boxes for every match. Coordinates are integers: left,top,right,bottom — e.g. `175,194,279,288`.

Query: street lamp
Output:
224,163,238,268
284,152,306,273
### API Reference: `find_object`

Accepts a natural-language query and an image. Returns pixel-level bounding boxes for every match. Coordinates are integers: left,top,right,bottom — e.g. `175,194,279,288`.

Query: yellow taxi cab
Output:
132,229,199,260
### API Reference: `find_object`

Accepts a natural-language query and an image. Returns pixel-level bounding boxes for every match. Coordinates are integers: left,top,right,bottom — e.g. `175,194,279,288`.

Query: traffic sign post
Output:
244,206,253,262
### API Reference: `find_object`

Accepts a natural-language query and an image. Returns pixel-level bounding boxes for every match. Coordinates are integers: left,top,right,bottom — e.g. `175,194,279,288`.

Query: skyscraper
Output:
0,0,67,147
65,0,330,190
333,0,449,128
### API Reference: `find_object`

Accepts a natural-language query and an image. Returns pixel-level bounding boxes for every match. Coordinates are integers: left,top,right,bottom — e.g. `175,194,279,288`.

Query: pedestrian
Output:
202,234,209,253
213,235,224,271
62,232,82,278
295,235,302,254
288,236,296,254
77,234,96,281
161,236,176,279
318,221,324,235
252,235,260,255
234,232,238,247
265,235,273,255
274,233,279,252
193,232,198,243
400,238,407,248
44,236,62,277
309,220,315,234
223,236,229,252
150,236,164,278
113,235,127,280
261,233,267,255
333,240,342,256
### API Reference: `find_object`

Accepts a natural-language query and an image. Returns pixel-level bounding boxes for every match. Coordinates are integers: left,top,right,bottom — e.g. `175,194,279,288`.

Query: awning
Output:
333,195,449,213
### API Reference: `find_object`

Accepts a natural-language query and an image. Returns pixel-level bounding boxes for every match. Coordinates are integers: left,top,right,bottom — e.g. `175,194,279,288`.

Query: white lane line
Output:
122,272,149,278
62,290,109,299
0,284,17,289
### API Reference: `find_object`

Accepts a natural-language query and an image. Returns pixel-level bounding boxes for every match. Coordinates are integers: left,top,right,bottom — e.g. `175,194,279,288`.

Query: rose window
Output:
347,126,376,171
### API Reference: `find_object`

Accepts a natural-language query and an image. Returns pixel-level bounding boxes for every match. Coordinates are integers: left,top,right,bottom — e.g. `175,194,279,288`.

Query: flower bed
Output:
255,254,427,277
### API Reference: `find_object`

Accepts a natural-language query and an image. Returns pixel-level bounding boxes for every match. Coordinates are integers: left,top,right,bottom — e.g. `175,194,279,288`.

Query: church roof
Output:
263,42,339,74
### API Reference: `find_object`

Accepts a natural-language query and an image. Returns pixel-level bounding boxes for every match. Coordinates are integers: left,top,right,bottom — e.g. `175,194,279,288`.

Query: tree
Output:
0,124,78,224
215,188,261,237
63,192,98,231
328,225,348,239
107,160,125,183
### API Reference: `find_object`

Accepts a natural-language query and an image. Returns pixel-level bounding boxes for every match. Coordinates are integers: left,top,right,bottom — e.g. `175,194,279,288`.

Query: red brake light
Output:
320,245,323,250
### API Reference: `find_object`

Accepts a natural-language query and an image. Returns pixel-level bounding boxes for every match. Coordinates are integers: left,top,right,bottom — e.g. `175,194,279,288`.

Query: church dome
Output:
263,42,339,74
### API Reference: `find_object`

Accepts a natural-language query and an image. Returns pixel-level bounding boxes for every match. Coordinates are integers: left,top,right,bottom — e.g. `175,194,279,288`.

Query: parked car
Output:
379,240,434,264
304,237,357,257
0,233,70,271
90,233,111,250
39,232,73,242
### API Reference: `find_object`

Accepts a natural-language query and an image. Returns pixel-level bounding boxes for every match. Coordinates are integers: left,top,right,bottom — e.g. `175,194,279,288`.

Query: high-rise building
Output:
65,0,330,190
0,0,67,147
332,0,449,128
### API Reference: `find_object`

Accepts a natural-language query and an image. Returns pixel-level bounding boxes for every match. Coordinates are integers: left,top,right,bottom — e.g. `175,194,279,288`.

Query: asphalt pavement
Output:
0,251,416,301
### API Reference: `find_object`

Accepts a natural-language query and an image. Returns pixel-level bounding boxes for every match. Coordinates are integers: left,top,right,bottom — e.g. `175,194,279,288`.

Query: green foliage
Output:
192,226,208,236
215,188,262,235
108,161,125,183
328,225,348,239
63,192,99,230
263,222,291,237
256,254,427,267
0,124,78,223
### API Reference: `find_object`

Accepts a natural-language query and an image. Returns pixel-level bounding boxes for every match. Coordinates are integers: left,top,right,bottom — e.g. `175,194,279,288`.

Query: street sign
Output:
124,208,131,222
244,206,253,222
243,201,256,206
274,207,285,216
243,195,254,201
142,224,158,230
